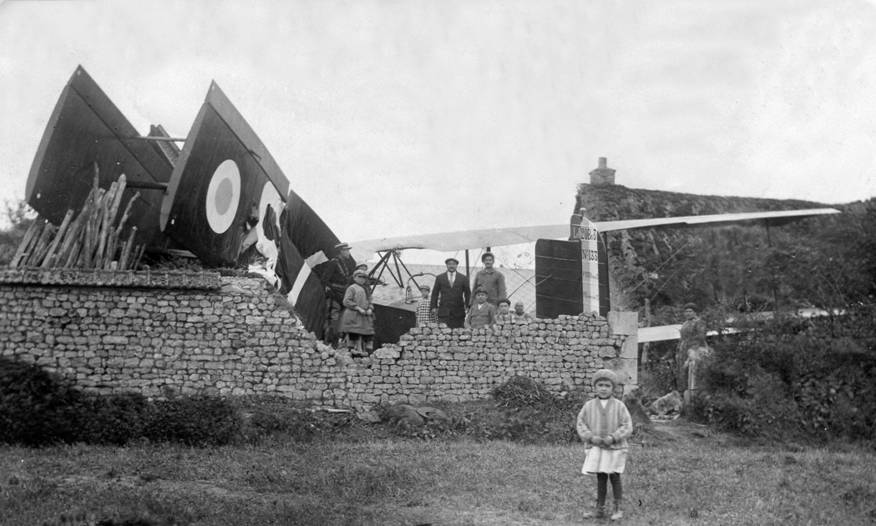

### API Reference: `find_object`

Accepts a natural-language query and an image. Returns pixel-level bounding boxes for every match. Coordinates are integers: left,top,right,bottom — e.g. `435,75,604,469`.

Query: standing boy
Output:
465,288,496,329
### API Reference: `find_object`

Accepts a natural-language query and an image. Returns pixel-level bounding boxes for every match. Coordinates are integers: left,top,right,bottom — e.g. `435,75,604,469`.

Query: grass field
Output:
2,422,875,526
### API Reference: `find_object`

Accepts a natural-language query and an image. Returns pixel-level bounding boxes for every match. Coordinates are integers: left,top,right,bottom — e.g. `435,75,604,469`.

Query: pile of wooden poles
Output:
10,165,145,270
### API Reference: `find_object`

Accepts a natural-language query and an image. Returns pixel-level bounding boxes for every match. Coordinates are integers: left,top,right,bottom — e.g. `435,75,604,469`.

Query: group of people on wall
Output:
320,241,711,406
319,244,534,355
428,252,532,329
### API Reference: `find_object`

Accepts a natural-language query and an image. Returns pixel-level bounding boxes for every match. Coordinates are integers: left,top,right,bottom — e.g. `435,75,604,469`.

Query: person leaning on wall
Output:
511,301,533,324
465,287,496,329
495,298,513,324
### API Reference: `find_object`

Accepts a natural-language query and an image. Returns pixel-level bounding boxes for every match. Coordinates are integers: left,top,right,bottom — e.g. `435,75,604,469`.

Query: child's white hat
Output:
592,368,617,387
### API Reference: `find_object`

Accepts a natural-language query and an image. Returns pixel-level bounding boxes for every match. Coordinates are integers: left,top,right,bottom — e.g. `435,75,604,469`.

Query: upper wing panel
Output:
26,66,174,246
593,208,840,232
352,224,570,255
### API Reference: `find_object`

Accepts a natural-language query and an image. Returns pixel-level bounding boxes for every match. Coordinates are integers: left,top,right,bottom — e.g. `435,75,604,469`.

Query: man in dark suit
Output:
430,257,471,328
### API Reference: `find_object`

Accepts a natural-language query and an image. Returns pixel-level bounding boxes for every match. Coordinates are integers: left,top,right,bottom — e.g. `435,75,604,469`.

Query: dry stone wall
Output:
0,269,629,409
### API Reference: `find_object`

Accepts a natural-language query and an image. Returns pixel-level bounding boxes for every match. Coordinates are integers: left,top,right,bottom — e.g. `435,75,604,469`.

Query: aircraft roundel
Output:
204,159,241,234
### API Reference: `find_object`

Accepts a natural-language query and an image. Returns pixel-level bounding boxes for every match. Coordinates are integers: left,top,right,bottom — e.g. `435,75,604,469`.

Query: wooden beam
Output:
127,136,186,142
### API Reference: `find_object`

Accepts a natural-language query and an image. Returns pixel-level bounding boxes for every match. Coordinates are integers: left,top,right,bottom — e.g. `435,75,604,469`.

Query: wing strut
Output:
369,250,424,292
372,251,394,288
125,136,187,142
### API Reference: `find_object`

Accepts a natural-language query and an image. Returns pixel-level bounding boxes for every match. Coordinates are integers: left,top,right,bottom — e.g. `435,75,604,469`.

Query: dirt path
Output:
635,416,731,447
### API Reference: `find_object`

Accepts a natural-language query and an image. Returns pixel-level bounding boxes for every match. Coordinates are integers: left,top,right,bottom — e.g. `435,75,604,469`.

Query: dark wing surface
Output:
26,66,174,246
160,82,290,267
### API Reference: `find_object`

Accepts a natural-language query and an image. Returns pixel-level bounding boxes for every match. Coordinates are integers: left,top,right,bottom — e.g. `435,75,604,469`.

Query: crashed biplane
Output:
25,66,841,345
27,66,341,336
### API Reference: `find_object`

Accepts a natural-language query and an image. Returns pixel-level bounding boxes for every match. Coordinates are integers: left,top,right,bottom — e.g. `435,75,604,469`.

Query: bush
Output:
143,396,241,446
492,375,559,409
78,393,152,445
462,376,586,444
0,357,83,445
241,406,323,443
639,340,680,399
0,356,241,446
692,304,876,442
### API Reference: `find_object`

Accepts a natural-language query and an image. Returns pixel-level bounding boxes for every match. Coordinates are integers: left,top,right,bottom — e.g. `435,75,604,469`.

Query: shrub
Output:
695,373,804,439
492,375,559,409
0,357,83,445
639,340,680,398
693,304,876,442
78,393,152,445
145,396,241,446
471,376,586,444
0,356,241,446
242,406,323,443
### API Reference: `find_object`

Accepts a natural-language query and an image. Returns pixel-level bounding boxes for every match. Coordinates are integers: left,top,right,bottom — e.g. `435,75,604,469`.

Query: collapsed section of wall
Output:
0,269,629,409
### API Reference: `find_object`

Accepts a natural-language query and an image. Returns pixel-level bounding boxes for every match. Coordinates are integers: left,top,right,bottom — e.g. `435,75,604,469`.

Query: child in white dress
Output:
576,369,633,521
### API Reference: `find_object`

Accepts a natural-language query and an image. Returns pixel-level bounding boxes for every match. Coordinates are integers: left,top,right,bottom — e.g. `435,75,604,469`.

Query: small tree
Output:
0,200,35,266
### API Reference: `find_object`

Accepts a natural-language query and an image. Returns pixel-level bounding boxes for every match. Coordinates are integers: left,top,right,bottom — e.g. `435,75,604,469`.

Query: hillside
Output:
574,183,874,323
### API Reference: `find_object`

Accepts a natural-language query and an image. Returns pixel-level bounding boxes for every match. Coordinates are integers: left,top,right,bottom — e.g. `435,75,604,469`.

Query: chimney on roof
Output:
589,156,616,185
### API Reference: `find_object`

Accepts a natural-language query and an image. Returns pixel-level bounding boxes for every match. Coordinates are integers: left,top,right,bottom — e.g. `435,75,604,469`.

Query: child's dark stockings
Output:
596,473,623,507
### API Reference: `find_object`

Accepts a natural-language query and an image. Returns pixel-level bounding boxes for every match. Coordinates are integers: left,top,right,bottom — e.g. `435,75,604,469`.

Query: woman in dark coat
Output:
340,269,375,355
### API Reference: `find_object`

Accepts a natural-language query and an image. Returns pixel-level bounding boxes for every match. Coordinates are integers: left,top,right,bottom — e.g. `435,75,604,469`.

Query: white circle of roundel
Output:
205,159,241,234
256,182,283,260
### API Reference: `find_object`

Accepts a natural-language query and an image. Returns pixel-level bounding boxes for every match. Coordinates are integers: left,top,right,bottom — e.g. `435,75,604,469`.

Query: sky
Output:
1,0,875,255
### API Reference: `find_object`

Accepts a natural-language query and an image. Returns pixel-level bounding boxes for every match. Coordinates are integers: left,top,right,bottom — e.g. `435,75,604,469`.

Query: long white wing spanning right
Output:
352,224,570,254
594,208,841,232
351,208,840,259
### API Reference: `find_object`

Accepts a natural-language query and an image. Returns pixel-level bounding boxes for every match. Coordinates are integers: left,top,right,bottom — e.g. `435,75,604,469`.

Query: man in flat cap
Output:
430,256,471,328
472,252,506,307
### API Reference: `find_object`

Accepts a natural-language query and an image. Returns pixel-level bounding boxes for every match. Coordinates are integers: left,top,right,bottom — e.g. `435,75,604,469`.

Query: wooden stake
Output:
64,239,81,268
131,243,146,270
102,175,127,268
118,226,137,270
107,174,127,225
116,238,129,270
81,187,106,268
109,190,139,268
116,190,140,229
9,219,42,268
54,208,85,268
26,221,55,267
40,209,74,268
79,164,101,268
95,181,118,266
103,232,118,270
